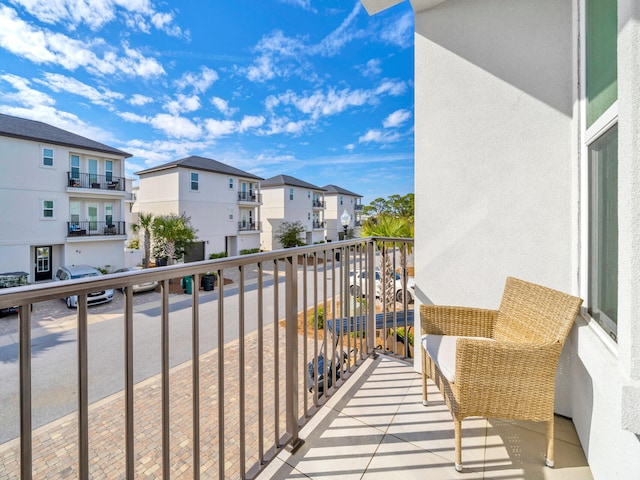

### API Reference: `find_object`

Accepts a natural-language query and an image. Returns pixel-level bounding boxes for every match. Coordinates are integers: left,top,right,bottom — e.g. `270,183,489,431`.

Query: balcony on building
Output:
67,172,126,192
67,220,126,238
312,220,325,229
237,221,261,232
238,191,262,203
312,199,325,209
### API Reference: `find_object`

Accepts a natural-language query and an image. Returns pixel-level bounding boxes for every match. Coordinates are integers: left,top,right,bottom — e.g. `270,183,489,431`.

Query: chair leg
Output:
545,417,555,467
454,418,463,471
421,351,428,406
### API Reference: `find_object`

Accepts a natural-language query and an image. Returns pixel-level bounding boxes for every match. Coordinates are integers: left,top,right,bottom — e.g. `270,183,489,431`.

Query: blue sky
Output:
0,0,414,204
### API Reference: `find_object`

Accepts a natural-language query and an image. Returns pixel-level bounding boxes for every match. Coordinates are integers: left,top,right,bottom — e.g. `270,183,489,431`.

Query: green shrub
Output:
394,327,414,346
209,252,228,260
309,307,324,330
127,238,140,249
240,248,260,255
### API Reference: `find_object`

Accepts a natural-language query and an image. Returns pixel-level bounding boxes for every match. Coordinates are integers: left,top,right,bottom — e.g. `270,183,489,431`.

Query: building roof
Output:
136,155,263,180
261,174,326,191
0,113,132,157
321,184,362,197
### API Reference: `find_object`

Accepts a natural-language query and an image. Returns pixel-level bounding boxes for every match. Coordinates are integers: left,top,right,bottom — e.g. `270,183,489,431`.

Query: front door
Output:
35,246,52,282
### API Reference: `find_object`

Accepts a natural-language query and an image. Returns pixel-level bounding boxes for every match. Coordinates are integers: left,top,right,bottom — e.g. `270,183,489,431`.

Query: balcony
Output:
0,238,591,479
354,204,364,211
238,221,261,232
67,220,126,237
67,172,125,191
312,220,325,229
238,191,262,203
312,199,325,208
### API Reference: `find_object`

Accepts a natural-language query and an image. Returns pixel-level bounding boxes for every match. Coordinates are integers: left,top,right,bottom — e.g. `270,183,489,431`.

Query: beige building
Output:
0,113,132,280
321,184,363,241
260,175,326,250
134,156,263,259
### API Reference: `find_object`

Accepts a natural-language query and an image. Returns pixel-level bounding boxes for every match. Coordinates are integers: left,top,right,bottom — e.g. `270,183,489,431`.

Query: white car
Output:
349,270,415,303
114,266,158,293
55,265,114,308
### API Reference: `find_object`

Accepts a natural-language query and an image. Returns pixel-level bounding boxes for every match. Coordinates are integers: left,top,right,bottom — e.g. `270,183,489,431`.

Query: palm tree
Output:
151,213,197,266
131,212,154,268
360,214,413,310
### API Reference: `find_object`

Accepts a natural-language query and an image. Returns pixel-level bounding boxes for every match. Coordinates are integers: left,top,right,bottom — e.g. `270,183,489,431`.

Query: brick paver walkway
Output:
0,320,324,479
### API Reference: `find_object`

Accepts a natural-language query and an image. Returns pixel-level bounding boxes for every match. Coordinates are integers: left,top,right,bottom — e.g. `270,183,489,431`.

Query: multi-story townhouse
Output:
321,184,363,241
260,175,327,250
134,156,263,259
0,113,132,281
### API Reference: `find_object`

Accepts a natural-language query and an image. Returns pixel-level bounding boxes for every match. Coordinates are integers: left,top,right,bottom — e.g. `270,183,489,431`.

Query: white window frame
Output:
289,188,294,201
191,172,199,191
41,199,54,219
105,160,113,182
229,178,234,189
228,208,234,221
70,155,80,179
42,147,54,168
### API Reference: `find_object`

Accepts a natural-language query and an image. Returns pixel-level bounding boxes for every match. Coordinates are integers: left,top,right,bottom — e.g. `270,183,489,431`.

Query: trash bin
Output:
182,275,193,294
201,274,215,291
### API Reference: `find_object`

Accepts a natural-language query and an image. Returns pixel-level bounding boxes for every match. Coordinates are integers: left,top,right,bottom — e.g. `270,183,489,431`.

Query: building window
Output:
70,155,80,179
191,172,199,191
588,125,618,341
586,0,617,127
42,200,54,218
308,190,311,198
308,213,311,220
88,159,98,185
228,208,234,220
340,195,344,205
105,203,113,226
70,202,80,227
105,160,113,182
229,178,234,189
289,188,294,200
43,148,54,167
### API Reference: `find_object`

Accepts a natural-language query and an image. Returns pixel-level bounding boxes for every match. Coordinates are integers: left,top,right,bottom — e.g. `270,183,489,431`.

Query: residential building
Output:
260,175,326,250
0,113,132,281
321,184,363,241
134,156,263,259
360,0,640,477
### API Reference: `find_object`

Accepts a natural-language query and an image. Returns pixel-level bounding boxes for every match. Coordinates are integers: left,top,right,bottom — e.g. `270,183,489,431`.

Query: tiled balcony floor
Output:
259,356,593,480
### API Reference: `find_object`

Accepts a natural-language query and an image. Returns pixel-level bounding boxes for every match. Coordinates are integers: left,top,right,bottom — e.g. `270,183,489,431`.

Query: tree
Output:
362,193,414,220
275,221,306,248
151,213,198,265
131,212,154,267
360,214,413,310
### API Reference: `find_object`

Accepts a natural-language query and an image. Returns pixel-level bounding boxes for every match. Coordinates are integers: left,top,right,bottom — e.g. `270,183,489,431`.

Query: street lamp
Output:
340,209,351,240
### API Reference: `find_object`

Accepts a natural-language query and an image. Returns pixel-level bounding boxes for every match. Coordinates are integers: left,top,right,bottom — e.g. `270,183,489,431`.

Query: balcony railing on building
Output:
354,204,363,211
67,220,126,237
238,191,262,203
0,237,414,479
67,172,126,191
312,199,325,208
238,221,261,232
312,220,325,229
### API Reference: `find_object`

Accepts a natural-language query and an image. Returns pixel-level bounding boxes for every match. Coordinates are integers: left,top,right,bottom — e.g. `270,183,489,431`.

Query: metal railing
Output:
67,220,126,237
0,237,414,479
312,221,325,229
238,221,261,232
312,200,325,208
67,172,126,191
237,191,262,203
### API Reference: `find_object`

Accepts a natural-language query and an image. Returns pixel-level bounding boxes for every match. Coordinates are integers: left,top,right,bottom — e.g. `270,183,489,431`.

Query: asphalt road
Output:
0,263,343,445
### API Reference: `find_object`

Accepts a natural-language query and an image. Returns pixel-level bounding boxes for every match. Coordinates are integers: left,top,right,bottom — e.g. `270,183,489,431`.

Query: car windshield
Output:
71,273,99,279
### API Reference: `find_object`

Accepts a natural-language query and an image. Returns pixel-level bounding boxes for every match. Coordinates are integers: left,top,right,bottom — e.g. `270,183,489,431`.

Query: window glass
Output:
586,0,617,127
589,124,618,340
105,160,113,182
105,204,113,226
228,208,234,220
43,148,54,167
289,188,294,200
191,172,199,191
88,159,98,184
43,200,54,218
70,202,80,224
70,155,80,179
229,178,234,189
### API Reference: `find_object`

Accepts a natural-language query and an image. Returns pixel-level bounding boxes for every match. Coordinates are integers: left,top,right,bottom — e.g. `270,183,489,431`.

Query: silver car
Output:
114,266,158,293
55,265,114,308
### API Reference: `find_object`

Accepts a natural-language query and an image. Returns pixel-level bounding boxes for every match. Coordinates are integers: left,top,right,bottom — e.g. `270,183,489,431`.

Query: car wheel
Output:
396,289,414,304
66,297,73,308
350,285,361,297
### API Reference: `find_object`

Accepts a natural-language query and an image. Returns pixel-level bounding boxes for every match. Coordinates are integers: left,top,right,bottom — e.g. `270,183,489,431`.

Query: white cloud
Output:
375,80,407,96
345,144,355,151
163,94,201,115
129,94,153,106
117,111,148,123
204,115,266,137
273,87,369,120
175,66,218,93
246,54,277,83
278,0,313,11
358,129,401,144
311,3,364,57
0,5,165,78
1,74,56,107
238,115,265,132
150,113,202,139
211,96,238,116
382,109,411,128
380,11,413,48
359,58,382,77
39,72,124,107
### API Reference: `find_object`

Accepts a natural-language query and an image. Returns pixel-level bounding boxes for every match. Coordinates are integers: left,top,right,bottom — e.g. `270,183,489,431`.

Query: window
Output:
228,208,234,220
229,178,234,189
589,125,618,341
191,172,199,191
308,191,311,198
42,200,54,218
105,160,113,182
586,0,617,127
289,188,294,200
70,202,80,225
43,148,54,167
340,195,344,206
88,159,98,185
70,155,80,179
105,203,113,226
308,213,311,220
87,204,98,231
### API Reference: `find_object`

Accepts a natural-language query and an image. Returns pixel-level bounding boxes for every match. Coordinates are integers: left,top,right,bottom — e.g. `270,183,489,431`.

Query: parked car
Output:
0,271,30,316
114,267,158,293
55,265,114,308
349,270,415,303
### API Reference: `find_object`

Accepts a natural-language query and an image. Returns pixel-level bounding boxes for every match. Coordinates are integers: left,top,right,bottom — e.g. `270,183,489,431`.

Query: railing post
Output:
19,305,32,480
367,241,377,357
285,254,304,453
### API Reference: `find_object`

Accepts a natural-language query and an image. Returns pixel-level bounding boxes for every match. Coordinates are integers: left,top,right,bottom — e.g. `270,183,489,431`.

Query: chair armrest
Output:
420,305,498,337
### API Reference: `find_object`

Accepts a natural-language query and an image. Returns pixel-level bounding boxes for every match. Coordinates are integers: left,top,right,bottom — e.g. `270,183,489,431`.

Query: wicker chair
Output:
420,277,582,472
